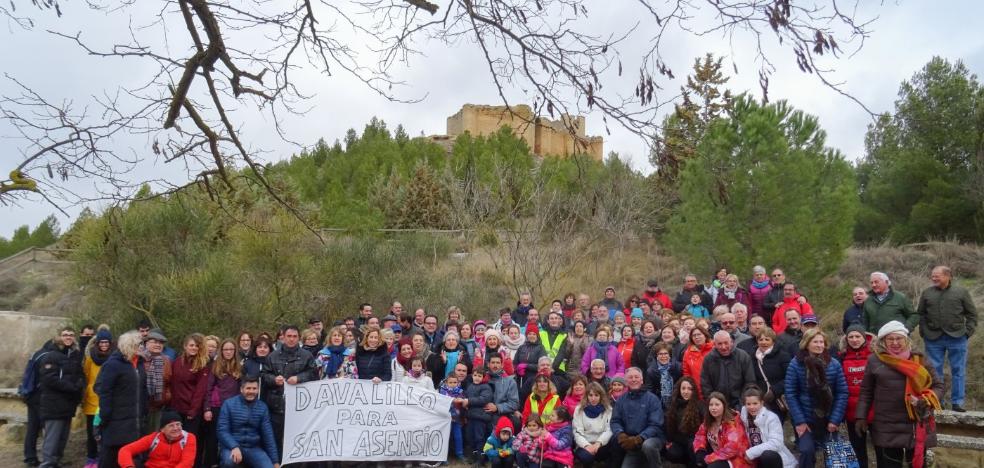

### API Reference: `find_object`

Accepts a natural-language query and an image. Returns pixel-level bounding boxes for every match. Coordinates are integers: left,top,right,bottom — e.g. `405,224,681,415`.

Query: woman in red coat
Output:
681,327,713,398
838,324,874,467
693,392,752,468
169,333,210,464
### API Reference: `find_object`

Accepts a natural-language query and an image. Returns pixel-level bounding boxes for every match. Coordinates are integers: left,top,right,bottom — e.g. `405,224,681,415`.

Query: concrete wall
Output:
0,311,67,387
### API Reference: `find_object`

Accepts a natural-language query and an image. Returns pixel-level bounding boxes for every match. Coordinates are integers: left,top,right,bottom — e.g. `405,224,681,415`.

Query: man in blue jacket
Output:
610,367,664,468
218,377,280,468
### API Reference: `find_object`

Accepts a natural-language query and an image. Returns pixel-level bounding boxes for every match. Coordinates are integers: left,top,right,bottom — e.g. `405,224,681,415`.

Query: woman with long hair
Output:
521,374,560,427
354,326,392,383
203,339,242,467
318,326,356,380
170,332,210,463
693,391,752,468
855,321,943,468
562,321,592,379
663,376,706,467
391,338,415,382
572,382,613,466
681,327,713,397
784,328,848,468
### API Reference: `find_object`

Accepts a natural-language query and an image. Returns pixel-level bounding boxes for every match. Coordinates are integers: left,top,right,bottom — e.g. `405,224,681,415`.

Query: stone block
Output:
0,421,26,444
932,445,984,468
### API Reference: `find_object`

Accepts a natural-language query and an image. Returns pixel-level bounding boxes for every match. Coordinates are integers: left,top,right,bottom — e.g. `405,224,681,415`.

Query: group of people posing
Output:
20,264,977,468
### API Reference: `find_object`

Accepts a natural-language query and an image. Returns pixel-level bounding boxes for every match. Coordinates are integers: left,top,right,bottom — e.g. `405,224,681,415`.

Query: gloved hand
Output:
616,432,629,449
516,363,527,376
855,420,868,437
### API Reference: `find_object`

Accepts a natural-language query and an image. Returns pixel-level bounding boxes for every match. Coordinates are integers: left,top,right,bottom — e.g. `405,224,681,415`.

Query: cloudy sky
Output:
2,0,984,238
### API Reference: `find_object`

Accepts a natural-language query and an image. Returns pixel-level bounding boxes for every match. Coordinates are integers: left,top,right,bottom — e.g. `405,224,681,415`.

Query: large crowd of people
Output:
17,265,977,468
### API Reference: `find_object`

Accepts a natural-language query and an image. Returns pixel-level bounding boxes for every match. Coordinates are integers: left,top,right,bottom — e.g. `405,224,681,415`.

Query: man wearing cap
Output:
143,329,172,434
671,274,713,313
308,317,325,344
801,314,839,355
642,279,672,311
918,265,978,412
863,272,917,334
217,377,280,467
599,287,624,319
118,411,197,468
382,314,398,330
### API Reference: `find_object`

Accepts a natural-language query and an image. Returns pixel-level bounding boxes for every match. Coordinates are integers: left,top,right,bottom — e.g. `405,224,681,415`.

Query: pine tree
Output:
666,96,858,286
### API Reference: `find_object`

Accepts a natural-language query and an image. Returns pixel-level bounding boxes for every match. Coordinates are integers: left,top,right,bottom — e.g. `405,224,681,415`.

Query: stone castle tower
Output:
436,104,603,160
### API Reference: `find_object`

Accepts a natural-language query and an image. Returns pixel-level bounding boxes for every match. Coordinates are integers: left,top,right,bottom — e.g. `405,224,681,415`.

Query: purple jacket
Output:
747,282,773,318
713,287,752,311
579,343,625,377
205,373,240,412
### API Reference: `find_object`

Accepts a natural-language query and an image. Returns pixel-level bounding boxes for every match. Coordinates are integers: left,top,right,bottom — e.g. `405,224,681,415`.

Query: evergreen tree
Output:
0,215,61,258
666,96,857,286
856,57,984,243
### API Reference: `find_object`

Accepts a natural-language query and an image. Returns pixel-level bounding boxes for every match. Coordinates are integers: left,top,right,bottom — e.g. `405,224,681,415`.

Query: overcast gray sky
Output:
2,0,984,238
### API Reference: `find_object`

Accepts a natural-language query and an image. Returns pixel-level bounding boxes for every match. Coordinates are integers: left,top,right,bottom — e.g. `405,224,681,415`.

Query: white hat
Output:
877,320,908,339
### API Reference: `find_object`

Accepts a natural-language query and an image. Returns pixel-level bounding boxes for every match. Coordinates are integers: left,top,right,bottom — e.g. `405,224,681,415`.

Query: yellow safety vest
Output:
539,330,568,371
530,393,559,420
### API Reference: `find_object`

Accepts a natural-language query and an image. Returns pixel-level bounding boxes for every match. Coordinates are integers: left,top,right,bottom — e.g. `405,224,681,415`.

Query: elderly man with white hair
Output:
862,272,918,334
700,331,756,409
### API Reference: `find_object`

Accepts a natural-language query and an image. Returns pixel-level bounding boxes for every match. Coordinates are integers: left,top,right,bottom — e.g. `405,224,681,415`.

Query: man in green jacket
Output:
862,272,918,334
918,265,978,412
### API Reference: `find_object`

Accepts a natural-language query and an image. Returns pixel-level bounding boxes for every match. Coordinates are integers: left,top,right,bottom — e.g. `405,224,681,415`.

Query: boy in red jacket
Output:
118,411,198,468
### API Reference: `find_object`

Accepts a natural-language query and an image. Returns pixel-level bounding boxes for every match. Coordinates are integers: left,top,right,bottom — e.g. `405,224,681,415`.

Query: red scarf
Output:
876,352,941,468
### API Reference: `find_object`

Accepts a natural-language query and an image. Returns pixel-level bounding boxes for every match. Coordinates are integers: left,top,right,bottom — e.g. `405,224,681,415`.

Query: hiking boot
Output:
952,404,967,413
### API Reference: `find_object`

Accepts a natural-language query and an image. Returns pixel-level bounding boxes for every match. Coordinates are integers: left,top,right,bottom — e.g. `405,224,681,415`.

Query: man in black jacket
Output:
21,340,57,466
672,274,713,312
38,327,84,468
261,325,317,459
700,331,755,409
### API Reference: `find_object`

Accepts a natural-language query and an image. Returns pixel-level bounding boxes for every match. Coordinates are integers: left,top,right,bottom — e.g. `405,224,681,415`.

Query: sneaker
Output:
952,404,967,413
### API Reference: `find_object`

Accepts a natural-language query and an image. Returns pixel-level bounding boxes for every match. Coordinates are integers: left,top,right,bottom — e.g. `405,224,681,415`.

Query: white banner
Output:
282,379,453,464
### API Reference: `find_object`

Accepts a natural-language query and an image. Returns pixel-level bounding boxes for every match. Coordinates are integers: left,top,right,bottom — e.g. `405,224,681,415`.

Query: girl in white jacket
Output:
572,382,614,465
739,387,796,468
401,356,434,391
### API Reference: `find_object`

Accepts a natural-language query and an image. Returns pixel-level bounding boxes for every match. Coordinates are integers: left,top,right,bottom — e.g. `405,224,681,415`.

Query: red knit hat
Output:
525,322,539,336
495,415,514,435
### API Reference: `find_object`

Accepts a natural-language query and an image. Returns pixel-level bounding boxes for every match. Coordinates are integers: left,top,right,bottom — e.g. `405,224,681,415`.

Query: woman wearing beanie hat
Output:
837,324,875,467
82,328,113,467
855,321,943,468
117,410,197,468
513,323,546,390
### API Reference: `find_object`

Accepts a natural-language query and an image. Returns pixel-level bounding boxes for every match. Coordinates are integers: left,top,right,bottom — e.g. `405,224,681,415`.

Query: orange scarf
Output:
876,352,941,468
875,353,941,420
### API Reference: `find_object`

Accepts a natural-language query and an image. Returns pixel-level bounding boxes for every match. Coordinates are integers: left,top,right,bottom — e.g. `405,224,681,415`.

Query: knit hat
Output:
877,320,908,339
484,329,503,341
525,323,539,336
473,320,487,330
160,410,182,429
611,375,626,386
495,415,514,435
801,314,819,325
605,286,616,293
390,323,402,333
630,308,644,319
95,329,113,343
845,324,867,337
647,279,659,288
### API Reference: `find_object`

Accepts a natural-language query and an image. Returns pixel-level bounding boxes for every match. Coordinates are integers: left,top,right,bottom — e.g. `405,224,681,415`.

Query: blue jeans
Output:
220,446,275,468
924,334,968,405
796,426,831,468
451,421,465,458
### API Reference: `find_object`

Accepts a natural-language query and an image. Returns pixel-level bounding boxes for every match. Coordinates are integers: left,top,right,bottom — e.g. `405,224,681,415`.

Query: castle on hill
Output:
430,104,604,161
